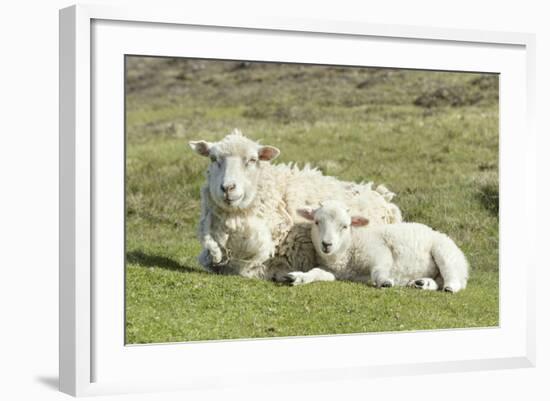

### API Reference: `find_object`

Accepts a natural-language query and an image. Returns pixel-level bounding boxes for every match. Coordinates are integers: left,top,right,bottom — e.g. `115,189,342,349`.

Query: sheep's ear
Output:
351,216,369,227
258,146,280,161
189,140,212,157
297,208,315,221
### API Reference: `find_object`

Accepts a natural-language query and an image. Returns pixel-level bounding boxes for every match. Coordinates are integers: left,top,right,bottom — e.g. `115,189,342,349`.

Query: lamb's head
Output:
298,200,369,256
189,129,280,211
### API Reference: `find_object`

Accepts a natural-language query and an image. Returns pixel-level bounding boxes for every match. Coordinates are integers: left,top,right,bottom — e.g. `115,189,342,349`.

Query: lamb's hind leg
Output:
283,267,336,286
431,236,469,293
407,278,439,291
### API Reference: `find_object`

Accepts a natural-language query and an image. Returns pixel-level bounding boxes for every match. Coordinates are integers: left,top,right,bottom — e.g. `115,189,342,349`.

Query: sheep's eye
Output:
246,158,257,166
315,221,319,226
342,225,349,230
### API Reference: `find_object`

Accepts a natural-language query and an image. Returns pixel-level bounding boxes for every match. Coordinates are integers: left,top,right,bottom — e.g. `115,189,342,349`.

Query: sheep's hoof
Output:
380,280,394,288
211,254,222,264
415,279,425,286
444,286,456,293
198,249,212,267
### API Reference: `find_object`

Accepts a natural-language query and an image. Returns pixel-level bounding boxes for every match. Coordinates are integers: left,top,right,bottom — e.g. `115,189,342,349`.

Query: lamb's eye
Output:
342,225,349,230
210,155,217,163
315,221,319,226
246,158,257,167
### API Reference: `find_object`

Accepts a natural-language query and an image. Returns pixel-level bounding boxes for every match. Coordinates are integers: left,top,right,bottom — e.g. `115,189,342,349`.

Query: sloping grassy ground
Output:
125,57,499,344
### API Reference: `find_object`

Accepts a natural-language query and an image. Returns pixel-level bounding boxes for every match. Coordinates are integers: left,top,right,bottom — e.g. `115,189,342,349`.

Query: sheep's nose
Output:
321,241,332,252
221,183,236,193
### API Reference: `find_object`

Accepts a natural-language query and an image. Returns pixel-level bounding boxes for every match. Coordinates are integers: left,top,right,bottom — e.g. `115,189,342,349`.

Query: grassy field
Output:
125,56,499,344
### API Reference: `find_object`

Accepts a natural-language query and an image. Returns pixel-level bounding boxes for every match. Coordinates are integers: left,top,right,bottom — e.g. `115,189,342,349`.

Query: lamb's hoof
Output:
444,286,456,293
380,280,394,288
283,272,306,286
407,278,438,290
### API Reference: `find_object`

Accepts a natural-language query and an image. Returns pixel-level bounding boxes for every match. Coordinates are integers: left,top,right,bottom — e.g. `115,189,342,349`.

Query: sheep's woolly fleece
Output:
197,130,403,279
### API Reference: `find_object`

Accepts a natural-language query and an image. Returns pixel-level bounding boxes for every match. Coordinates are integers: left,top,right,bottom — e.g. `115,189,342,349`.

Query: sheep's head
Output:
189,129,280,211
297,200,369,256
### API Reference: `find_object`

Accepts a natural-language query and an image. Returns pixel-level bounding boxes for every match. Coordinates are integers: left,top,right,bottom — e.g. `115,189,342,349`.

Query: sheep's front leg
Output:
198,235,225,265
197,203,227,269
283,267,336,286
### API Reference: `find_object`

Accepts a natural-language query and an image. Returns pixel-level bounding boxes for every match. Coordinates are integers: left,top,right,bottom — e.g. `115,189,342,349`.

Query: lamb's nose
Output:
221,183,236,193
321,241,332,252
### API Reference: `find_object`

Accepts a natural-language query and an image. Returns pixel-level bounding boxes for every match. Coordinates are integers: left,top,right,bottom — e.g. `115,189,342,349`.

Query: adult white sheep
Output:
188,129,402,280
288,200,468,292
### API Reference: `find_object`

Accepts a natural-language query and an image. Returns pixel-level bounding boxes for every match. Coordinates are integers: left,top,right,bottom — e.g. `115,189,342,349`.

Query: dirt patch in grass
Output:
414,85,481,108
414,74,498,108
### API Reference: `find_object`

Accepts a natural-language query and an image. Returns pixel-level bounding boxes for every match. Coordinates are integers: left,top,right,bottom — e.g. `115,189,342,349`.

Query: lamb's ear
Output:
258,146,280,161
297,208,315,221
189,140,212,157
351,216,369,227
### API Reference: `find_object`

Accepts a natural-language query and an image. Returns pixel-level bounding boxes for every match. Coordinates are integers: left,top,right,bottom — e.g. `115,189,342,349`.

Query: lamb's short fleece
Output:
189,130,402,280
288,200,469,293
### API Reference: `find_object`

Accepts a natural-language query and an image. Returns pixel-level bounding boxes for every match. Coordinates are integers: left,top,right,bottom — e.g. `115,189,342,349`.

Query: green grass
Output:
125,57,499,344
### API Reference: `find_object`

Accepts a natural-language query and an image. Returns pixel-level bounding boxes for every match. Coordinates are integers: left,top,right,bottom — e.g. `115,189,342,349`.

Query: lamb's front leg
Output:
370,263,395,288
283,267,336,286
368,247,395,288
406,278,439,291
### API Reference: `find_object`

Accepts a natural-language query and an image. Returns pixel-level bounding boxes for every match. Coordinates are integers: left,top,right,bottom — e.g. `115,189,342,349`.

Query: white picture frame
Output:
59,4,536,397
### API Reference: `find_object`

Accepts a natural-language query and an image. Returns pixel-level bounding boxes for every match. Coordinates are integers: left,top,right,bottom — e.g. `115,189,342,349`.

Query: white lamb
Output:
189,129,402,280
288,200,469,293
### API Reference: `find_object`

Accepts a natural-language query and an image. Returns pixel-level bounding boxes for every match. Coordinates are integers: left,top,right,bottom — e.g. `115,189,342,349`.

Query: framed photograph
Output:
59,4,536,396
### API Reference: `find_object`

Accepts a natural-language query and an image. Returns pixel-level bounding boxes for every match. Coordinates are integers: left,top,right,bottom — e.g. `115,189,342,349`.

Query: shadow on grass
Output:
127,250,208,275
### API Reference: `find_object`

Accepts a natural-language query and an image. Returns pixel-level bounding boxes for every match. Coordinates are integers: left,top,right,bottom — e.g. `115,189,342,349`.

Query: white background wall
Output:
0,0,548,400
